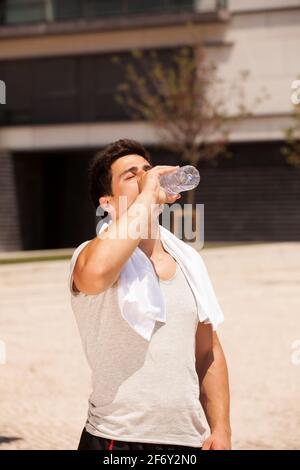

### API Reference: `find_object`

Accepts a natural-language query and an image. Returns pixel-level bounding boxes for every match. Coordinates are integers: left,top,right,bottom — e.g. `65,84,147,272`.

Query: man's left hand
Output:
201,430,231,450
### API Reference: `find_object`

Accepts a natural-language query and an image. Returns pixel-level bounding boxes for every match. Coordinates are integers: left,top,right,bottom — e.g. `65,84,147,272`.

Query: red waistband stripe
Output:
109,439,114,450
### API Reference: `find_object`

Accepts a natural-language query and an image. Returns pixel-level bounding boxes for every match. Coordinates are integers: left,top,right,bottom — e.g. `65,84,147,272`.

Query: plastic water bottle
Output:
159,165,200,195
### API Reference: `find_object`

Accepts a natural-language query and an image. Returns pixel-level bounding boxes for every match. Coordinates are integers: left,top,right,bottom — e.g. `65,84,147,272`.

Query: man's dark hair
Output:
88,138,152,210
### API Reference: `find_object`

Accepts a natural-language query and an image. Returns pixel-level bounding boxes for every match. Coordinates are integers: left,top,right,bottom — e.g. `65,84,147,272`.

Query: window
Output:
0,47,192,125
2,0,47,25
0,0,199,25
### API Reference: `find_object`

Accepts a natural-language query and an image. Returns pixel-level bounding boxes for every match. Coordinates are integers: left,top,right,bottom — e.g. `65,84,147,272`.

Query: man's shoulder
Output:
69,237,119,296
70,239,93,264
69,239,92,296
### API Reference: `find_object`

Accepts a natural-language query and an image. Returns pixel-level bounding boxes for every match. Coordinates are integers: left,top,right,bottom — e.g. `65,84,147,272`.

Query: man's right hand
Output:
137,165,182,205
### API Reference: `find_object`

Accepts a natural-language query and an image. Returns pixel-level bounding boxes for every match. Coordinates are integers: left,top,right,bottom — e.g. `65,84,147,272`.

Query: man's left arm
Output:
195,322,231,450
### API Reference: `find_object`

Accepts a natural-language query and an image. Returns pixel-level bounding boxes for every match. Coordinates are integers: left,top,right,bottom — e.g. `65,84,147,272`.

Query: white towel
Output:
97,218,224,341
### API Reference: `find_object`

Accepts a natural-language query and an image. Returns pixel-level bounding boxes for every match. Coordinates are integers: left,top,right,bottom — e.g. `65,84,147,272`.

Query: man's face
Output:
100,154,153,220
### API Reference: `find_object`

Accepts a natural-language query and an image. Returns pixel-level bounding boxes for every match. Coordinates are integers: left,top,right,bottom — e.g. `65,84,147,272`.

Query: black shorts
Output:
78,427,202,451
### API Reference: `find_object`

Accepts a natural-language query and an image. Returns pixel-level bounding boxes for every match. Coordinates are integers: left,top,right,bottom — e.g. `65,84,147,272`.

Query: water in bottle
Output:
159,165,200,195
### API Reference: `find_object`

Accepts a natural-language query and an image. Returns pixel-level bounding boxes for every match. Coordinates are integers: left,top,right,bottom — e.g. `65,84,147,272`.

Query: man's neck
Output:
138,224,165,260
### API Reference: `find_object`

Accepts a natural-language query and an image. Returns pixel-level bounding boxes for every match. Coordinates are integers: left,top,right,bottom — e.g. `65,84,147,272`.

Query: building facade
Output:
0,0,299,250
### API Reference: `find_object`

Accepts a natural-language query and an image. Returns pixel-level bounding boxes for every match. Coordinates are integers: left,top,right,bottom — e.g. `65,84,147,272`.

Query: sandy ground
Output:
0,242,299,450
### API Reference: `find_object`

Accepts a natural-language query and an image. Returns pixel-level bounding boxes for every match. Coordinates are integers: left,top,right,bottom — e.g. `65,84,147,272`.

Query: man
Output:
69,138,231,451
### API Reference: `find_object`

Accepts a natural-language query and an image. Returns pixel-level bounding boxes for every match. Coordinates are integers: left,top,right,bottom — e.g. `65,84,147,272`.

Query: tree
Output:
112,41,268,207
281,88,300,168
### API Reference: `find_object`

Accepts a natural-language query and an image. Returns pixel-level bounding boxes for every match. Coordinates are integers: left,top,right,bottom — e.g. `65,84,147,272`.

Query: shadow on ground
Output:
0,436,23,445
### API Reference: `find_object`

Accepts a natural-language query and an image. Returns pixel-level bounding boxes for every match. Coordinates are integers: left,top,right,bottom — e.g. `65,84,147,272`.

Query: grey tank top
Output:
69,242,208,448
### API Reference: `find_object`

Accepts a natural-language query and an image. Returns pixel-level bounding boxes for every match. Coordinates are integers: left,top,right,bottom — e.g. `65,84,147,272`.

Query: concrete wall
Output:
230,0,300,12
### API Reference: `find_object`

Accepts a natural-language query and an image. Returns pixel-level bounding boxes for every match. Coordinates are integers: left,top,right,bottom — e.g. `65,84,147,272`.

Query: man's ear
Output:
99,196,110,211
99,196,116,221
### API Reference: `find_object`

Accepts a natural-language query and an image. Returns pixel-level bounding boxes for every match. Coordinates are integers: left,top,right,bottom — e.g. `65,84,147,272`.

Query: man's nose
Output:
136,168,147,180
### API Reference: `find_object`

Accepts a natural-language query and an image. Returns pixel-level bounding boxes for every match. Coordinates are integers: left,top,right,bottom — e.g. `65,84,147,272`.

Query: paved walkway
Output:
0,242,299,449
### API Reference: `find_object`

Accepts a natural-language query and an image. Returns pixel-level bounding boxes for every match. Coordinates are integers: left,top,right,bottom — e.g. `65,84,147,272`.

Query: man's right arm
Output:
73,190,157,295
73,165,180,295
